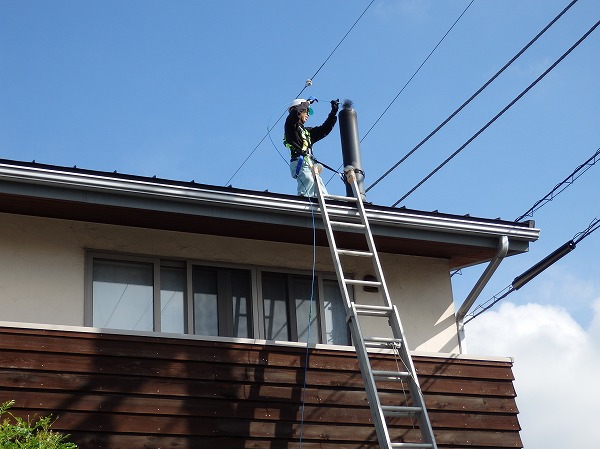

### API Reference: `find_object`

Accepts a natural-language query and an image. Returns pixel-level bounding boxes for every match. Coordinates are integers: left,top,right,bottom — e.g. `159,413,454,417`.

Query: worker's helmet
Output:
289,99,313,115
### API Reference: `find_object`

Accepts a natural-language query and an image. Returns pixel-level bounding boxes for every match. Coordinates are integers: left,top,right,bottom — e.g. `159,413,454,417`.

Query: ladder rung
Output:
382,405,422,417
330,220,366,230
391,444,433,449
372,370,411,380
317,182,437,449
337,249,373,258
323,193,358,203
363,337,402,348
353,304,393,317
345,279,382,287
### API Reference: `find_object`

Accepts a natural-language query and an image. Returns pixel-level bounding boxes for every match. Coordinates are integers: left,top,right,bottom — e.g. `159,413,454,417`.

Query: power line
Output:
392,19,600,207
360,0,477,144
306,0,376,92
514,147,600,222
573,217,600,245
224,0,375,187
451,145,600,278
366,0,580,194
464,216,600,324
324,0,477,187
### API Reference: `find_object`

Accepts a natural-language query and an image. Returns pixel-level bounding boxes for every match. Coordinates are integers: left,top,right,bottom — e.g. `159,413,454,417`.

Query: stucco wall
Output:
0,212,458,352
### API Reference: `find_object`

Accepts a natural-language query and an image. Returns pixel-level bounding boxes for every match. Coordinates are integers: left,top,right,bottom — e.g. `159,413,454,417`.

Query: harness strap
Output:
312,157,342,176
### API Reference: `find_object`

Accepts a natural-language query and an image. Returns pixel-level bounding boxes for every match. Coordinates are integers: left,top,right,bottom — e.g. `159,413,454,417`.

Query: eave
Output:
0,159,539,269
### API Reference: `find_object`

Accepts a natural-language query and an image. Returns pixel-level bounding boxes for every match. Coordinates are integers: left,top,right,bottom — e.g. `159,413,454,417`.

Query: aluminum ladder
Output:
313,165,437,449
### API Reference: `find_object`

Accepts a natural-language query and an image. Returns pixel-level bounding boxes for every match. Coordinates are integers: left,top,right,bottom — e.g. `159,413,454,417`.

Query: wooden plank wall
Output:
0,326,522,448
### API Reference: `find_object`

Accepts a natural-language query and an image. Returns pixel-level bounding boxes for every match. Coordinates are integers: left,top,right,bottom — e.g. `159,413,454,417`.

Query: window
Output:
87,252,349,345
92,259,154,332
322,279,348,345
160,266,186,333
192,266,252,337
261,272,321,344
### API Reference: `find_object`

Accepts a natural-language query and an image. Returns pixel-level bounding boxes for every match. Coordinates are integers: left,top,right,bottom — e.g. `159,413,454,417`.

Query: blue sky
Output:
1,1,599,447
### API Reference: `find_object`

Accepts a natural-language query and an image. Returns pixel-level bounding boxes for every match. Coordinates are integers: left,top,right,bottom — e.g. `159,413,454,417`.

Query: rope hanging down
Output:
297,194,318,449
392,19,600,207
224,0,375,187
365,0,580,194
464,217,600,324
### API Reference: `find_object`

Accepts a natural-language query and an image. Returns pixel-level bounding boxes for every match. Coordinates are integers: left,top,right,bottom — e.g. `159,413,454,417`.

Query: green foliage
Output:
0,400,77,449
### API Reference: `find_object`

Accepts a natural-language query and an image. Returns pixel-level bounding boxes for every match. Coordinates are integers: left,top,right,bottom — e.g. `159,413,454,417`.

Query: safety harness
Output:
284,123,362,182
284,125,313,177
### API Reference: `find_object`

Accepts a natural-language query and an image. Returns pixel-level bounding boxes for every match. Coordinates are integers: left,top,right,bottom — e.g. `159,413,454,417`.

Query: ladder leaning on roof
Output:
312,164,437,449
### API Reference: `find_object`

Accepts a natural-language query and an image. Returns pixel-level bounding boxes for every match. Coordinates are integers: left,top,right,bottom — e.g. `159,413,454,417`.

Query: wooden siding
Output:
0,326,522,448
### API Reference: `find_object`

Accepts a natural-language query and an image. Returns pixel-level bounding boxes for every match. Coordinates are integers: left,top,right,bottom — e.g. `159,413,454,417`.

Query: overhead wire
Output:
224,0,375,187
514,147,600,222
573,217,600,245
325,0,478,186
361,0,477,144
464,217,600,324
365,0,580,194
392,19,600,207
451,144,600,278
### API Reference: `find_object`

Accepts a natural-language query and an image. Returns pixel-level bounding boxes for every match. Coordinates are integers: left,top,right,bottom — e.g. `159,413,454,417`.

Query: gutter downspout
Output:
456,235,509,353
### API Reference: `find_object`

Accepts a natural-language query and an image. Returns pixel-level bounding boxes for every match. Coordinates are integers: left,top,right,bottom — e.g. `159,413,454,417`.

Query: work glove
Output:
330,99,340,115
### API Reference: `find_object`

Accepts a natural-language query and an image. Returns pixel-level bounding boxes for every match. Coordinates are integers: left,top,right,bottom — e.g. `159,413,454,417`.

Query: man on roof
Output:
284,98,339,197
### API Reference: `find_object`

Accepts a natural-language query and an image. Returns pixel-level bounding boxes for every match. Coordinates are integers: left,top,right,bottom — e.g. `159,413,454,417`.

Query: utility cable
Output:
224,0,375,187
464,217,600,324
515,147,600,222
305,0,376,95
452,145,600,278
325,0,478,187
366,0,580,194
361,0,477,144
392,19,600,207
573,217,600,245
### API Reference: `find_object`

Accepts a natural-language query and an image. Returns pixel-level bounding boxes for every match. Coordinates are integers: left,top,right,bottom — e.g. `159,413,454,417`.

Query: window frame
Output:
85,250,350,345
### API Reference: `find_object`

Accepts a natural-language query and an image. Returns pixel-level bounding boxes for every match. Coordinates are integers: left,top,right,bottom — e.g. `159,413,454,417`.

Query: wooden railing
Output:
0,325,521,448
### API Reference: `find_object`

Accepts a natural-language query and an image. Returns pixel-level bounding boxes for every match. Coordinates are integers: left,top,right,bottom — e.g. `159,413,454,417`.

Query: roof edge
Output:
0,159,540,243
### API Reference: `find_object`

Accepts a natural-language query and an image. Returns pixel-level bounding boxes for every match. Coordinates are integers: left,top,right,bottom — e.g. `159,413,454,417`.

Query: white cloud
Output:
466,300,600,449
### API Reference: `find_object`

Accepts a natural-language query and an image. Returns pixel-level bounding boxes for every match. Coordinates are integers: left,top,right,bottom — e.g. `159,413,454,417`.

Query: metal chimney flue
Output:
339,99,365,200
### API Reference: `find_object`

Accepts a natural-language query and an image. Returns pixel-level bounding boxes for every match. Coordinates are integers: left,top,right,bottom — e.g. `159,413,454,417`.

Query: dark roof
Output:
0,158,539,269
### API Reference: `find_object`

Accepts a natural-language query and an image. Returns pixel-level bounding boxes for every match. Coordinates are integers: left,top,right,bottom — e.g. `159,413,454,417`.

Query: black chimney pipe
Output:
339,100,365,200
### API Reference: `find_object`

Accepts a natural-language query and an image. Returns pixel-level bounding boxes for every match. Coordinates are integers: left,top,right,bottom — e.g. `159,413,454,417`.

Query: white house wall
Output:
0,212,459,353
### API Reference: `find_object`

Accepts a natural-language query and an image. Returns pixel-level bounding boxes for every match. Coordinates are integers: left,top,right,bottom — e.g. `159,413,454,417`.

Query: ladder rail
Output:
388,305,437,447
350,303,394,446
313,165,354,311
347,176,394,309
311,163,437,449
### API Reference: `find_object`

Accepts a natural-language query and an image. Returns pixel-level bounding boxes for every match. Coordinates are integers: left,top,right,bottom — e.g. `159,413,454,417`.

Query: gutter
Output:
0,161,540,243
456,235,509,353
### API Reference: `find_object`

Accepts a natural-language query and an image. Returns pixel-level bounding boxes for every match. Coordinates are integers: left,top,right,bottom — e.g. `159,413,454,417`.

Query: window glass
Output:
323,280,350,345
93,260,154,331
294,276,319,344
231,270,252,338
90,254,348,346
262,273,290,341
160,266,186,334
193,267,219,336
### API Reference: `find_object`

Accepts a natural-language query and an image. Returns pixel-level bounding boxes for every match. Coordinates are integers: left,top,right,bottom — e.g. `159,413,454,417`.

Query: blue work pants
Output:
290,157,328,197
